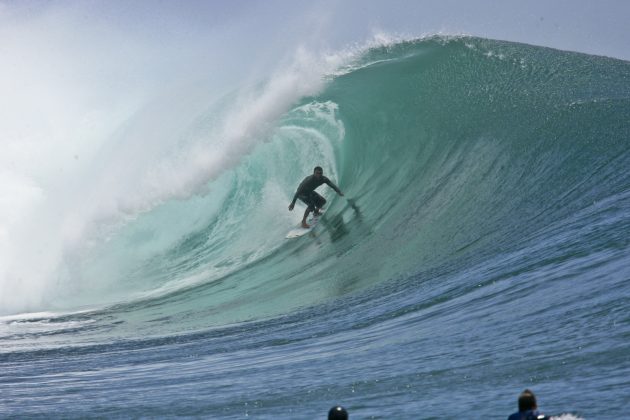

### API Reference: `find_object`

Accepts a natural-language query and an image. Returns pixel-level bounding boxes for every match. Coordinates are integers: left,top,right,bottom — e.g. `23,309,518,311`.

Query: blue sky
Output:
2,0,629,60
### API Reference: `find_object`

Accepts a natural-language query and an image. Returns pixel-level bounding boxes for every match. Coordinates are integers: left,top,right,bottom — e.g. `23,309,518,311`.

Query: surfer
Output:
328,406,348,420
288,166,344,228
508,389,549,420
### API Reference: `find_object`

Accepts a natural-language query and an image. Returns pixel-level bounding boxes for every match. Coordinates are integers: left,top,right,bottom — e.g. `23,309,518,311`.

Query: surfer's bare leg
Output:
302,208,311,228
313,193,326,216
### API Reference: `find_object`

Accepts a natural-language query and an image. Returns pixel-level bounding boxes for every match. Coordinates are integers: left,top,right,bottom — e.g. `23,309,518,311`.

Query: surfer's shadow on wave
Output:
285,198,363,241
319,198,365,242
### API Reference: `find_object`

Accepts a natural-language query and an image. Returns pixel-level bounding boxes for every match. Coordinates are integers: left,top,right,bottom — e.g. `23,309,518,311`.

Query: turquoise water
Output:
2,36,630,418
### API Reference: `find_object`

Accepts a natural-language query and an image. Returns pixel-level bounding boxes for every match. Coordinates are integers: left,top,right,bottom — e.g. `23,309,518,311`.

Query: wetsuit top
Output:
291,175,341,204
508,410,547,420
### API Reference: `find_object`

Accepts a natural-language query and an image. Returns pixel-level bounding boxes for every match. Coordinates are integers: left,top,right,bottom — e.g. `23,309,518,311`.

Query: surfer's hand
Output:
339,192,344,197
289,203,294,211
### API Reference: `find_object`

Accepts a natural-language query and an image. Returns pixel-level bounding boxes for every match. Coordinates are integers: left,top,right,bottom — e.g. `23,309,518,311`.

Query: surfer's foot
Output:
301,221,310,229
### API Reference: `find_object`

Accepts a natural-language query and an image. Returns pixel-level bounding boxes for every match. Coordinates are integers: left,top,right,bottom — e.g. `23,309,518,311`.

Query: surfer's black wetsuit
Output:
291,175,341,211
507,410,549,420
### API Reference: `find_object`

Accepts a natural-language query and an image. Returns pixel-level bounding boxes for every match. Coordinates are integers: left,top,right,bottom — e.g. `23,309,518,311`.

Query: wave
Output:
2,36,629,338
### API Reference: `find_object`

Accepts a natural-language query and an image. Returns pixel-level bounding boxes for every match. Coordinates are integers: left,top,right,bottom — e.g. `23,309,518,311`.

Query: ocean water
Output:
1,36,630,418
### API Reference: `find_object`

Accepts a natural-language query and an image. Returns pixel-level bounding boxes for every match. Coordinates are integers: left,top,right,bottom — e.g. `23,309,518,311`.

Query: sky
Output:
2,0,629,59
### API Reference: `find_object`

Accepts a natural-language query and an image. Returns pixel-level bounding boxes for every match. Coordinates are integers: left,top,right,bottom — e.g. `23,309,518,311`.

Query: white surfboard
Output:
286,212,323,239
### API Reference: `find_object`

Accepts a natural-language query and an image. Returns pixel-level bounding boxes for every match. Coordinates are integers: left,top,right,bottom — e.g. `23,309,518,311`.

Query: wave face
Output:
2,37,630,418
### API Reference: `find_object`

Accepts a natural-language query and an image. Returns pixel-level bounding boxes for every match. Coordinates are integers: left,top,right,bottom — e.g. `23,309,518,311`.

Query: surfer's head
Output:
314,166,323,178
518,389,537,411
328,405,348,420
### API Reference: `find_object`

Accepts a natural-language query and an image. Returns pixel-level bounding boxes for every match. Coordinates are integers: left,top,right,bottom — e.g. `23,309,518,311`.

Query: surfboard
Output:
286,212,323,239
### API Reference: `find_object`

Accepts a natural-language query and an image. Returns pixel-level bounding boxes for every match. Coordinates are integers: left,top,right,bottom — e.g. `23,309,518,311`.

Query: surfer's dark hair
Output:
328,406,348,420
314,166,323,173
518,389,537,411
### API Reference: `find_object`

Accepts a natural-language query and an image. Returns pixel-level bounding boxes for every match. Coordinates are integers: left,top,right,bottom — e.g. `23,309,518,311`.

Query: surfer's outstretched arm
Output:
324,178,344,196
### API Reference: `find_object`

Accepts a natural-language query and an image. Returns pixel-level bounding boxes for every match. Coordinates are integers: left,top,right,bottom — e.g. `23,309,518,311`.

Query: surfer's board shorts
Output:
298,191,326,211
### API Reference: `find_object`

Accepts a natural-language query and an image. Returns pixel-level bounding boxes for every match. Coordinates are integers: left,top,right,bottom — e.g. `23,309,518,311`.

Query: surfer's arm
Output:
325,178,344,196
289,177,309,210
289,188,301,210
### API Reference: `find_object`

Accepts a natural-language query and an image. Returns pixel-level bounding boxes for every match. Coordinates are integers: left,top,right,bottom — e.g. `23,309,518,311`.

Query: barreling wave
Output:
3,36,630,343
